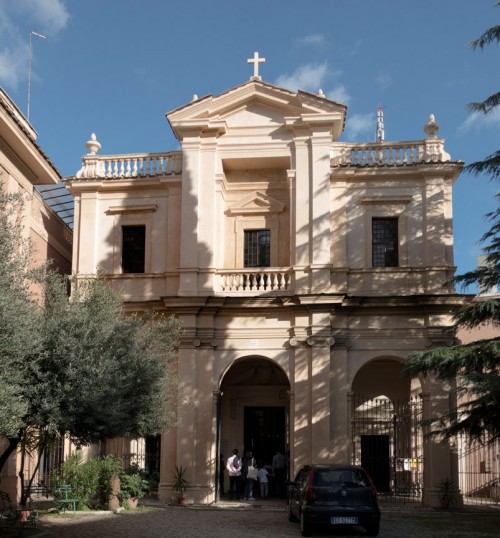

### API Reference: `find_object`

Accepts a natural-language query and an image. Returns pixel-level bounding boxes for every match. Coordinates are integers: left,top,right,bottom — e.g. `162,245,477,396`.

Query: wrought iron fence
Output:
350,394,423,504
457,432,500,506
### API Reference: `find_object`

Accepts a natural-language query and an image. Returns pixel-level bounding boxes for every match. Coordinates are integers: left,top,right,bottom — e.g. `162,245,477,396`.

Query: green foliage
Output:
118,467,150,505
51,452,101,509
0,187,181,473
405,8,500,445
172,465,190,498
31,273,182,446
97,454,123,507
0,191,42,439
51,451,122,509
435,477,457,507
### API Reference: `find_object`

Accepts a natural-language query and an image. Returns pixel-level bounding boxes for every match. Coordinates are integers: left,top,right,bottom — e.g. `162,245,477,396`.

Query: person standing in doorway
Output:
257,462,271,499
243,451,257,501
226,449,241,501
272,448,286,499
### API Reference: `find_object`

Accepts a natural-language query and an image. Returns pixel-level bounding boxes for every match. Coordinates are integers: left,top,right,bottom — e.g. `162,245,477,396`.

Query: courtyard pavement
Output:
34,498,499,538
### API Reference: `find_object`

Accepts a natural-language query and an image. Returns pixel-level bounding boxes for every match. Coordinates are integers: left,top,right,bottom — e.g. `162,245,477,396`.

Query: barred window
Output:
372,218,398,267
244,229,270,267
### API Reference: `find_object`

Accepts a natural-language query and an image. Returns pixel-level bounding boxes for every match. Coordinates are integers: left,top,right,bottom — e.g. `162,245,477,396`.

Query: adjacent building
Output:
0,86,73,499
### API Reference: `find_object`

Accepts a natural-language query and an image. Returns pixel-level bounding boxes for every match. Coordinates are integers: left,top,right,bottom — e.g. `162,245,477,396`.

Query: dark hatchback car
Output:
288,464,381,537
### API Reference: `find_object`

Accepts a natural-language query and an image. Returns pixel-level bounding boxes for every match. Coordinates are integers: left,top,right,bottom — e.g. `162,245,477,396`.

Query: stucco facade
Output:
67,78,464,506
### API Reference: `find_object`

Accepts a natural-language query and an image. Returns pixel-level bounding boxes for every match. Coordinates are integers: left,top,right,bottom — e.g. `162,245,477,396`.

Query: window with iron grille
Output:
244,229,270,267
122,225,146,273
372,218,398,267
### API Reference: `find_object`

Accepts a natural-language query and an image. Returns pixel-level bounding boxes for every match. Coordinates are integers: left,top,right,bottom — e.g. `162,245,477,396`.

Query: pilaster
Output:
330,346,350,462
309,129,333,293
178,138,201,295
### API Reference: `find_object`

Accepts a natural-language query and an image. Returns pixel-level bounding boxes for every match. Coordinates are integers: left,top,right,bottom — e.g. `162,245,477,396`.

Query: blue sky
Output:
0,0,498,285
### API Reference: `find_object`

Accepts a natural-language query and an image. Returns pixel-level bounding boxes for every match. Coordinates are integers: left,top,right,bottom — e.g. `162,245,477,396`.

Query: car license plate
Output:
331,516,358,525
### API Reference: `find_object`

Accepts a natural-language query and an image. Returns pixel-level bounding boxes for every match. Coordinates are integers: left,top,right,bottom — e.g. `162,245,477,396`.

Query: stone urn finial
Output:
424,114,440,139
85,133,101,155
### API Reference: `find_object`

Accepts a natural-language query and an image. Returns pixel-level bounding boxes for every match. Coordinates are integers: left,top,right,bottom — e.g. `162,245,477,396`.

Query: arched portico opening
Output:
350,357,423,503
218,356,290,497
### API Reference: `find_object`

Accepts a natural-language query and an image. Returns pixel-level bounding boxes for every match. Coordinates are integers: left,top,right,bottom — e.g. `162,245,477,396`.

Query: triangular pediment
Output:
225,191,285,216
167,80,346,140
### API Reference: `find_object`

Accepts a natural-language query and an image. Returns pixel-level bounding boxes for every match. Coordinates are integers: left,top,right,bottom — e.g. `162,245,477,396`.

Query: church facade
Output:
67,70,464,506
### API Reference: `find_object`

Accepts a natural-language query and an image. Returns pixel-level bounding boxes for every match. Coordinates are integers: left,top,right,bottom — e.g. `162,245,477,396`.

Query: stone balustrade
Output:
76,151,182,179
331,138,451,167
332,115,451,166
217,268,292,293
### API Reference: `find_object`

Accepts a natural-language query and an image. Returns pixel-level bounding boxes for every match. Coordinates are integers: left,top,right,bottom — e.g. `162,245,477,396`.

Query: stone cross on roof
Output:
247,51,266,81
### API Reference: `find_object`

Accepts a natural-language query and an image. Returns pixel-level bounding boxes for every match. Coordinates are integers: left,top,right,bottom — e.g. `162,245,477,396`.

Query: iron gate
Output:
350,394,423,503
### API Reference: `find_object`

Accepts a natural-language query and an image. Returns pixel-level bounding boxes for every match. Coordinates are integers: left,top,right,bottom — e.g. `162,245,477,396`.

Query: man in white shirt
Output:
226,448,242,501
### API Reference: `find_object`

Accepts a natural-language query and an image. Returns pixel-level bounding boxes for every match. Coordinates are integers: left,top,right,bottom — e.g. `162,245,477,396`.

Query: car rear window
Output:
313,469,368,487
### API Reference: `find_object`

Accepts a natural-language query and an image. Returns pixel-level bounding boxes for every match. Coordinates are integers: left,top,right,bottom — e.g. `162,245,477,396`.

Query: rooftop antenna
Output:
27,30,48,122
376,103,384,142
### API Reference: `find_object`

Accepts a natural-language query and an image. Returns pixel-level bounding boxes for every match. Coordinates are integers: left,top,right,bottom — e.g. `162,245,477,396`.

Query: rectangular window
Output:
372,218,398,267
122,225,146,273
244,229,270,267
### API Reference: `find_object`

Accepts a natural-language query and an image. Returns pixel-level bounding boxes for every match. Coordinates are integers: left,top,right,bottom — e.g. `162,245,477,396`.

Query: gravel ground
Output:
36,502,500,538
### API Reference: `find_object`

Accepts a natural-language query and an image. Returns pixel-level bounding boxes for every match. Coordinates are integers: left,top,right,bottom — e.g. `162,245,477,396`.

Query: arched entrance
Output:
218,357,290,496
350,358,423,503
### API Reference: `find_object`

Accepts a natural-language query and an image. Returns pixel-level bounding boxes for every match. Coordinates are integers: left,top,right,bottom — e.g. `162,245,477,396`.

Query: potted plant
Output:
118,471,150,509
172,465,190,504
491,480,500,501
436,477,456,509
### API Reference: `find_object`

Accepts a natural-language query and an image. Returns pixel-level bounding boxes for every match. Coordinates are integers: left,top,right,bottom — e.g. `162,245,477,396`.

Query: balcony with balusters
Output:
75,134,182,179
215,267,293,295
331,115,452,167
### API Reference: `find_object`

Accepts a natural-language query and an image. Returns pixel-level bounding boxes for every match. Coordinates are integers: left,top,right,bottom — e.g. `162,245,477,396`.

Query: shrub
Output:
52,451,122,509
118,465,150,506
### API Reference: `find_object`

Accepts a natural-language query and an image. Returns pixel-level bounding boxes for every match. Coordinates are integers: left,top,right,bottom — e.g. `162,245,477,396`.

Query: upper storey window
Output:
244,229,270,267
122,225,146,273
372,218,398,267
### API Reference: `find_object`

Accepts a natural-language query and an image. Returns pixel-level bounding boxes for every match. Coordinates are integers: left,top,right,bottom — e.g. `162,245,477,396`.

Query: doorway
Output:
361,434,390,492
244,406,285,465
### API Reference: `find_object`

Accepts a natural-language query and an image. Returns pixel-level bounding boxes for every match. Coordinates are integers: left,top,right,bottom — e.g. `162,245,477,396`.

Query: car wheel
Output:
365,523,380,537
300,511,311,537
288,504,298,522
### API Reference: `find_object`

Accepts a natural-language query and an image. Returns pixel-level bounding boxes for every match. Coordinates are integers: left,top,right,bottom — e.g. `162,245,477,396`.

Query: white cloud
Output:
375,72,393,90
459,108,500,135
275,62,329,92
0,47,25,88
327,85,351,104
345,112,375,141
349,39,363,56
15,0,70,34
0,0,69,90
298,34,327,46
274,62,349,104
